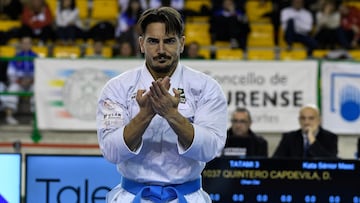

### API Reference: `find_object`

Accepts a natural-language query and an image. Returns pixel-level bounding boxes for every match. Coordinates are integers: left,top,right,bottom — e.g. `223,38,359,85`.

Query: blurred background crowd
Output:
0,0,359,60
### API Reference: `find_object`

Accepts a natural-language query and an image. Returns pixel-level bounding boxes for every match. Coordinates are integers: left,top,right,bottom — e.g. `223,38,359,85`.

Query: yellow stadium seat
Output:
53,46,81,58
216,49,243,60
0,20,21,31
345,1,360,9
186,16,210,23
186,34,211,46
280,49,307,60
185,23,210,34
76,0,89,19
32,46,49,58
91,0,119,21
214,41,231,48
248,23,274,48
185,23,211,46
198,48,211,59
85,46,113,58
0,46,17,57
85,38,116,47
313,49,330,59
185,0,211,13
245,1,272,23
7,38,20,45
247,49,275,60
349,50,360,60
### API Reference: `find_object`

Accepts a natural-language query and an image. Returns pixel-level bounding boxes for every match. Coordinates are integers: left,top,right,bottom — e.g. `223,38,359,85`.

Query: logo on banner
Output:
62,68,110,121
330,73,360,122
339,85,360,121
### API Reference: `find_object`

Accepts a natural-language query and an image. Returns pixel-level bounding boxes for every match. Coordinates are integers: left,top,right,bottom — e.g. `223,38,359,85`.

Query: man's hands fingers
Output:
150,76,171,97
161,76,171,90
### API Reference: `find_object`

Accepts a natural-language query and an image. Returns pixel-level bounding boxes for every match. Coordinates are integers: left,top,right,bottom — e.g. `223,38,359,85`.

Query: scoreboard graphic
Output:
203,157,360,203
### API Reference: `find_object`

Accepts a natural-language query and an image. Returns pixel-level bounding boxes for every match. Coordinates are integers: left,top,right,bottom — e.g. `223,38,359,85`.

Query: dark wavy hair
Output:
137,7,184,38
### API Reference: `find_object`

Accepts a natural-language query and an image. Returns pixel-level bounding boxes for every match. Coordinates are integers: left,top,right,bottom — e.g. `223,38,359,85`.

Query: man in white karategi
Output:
96,7,228,203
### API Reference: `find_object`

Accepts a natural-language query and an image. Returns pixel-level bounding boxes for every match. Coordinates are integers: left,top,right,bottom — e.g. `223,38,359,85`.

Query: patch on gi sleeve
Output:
101,99,124,128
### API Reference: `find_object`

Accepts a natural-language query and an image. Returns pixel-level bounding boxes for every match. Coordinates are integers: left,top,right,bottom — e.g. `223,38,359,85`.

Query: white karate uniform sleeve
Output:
97,70,141,164
177,71,228,162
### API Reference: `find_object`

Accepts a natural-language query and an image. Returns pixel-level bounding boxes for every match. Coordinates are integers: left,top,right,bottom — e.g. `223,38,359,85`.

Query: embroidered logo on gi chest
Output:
178,88,186,103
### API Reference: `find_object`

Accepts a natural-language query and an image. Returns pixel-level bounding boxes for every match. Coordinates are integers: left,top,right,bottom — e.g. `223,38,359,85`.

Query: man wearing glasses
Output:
223,107,268,158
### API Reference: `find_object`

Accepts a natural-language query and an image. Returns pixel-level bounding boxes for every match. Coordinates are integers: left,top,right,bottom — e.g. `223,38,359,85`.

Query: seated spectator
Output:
20,0,54,44
85,40,105,58
0,0,23,20
55,0,84,45
262,0,320,46
182,41,205,59
273,104,338,159
118,0,131,13
314,0,350,50
210,0,250,51
115,0,143,44
88,21,115,43
223,108,268,158
262,0,296,46
115,41,136,58
339,3,360,49
2,36,37,125
212,0,247,14
308,0,342,19
281,0,317,57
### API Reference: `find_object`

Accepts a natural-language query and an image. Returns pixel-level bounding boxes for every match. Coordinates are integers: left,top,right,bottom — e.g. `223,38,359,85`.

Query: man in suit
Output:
223,107,268,158
273,104,338,159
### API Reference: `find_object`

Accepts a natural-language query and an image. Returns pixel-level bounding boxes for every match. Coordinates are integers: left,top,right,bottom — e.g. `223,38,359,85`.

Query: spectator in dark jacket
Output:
223,107,268,158
209,0,250,50
273,104,338,159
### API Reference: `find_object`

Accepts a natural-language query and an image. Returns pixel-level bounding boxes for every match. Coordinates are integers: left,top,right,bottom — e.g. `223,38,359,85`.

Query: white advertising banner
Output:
35,59,318,132
321,61,360,134
35,59,143,130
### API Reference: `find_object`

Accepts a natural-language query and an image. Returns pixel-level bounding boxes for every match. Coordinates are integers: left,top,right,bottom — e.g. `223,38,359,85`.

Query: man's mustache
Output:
154,54,171,60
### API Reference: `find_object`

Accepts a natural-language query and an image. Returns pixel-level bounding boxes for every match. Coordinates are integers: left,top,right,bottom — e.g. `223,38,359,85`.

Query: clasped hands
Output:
136,76,181,118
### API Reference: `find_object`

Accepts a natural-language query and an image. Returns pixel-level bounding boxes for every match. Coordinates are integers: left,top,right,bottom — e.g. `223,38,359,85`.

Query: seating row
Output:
2,45,359,60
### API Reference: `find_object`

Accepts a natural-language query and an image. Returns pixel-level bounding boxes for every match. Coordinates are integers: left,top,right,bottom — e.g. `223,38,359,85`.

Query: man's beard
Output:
153,65,172,73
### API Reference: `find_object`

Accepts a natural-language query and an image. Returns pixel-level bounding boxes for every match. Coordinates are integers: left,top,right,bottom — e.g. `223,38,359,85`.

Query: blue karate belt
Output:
121,177,201,203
